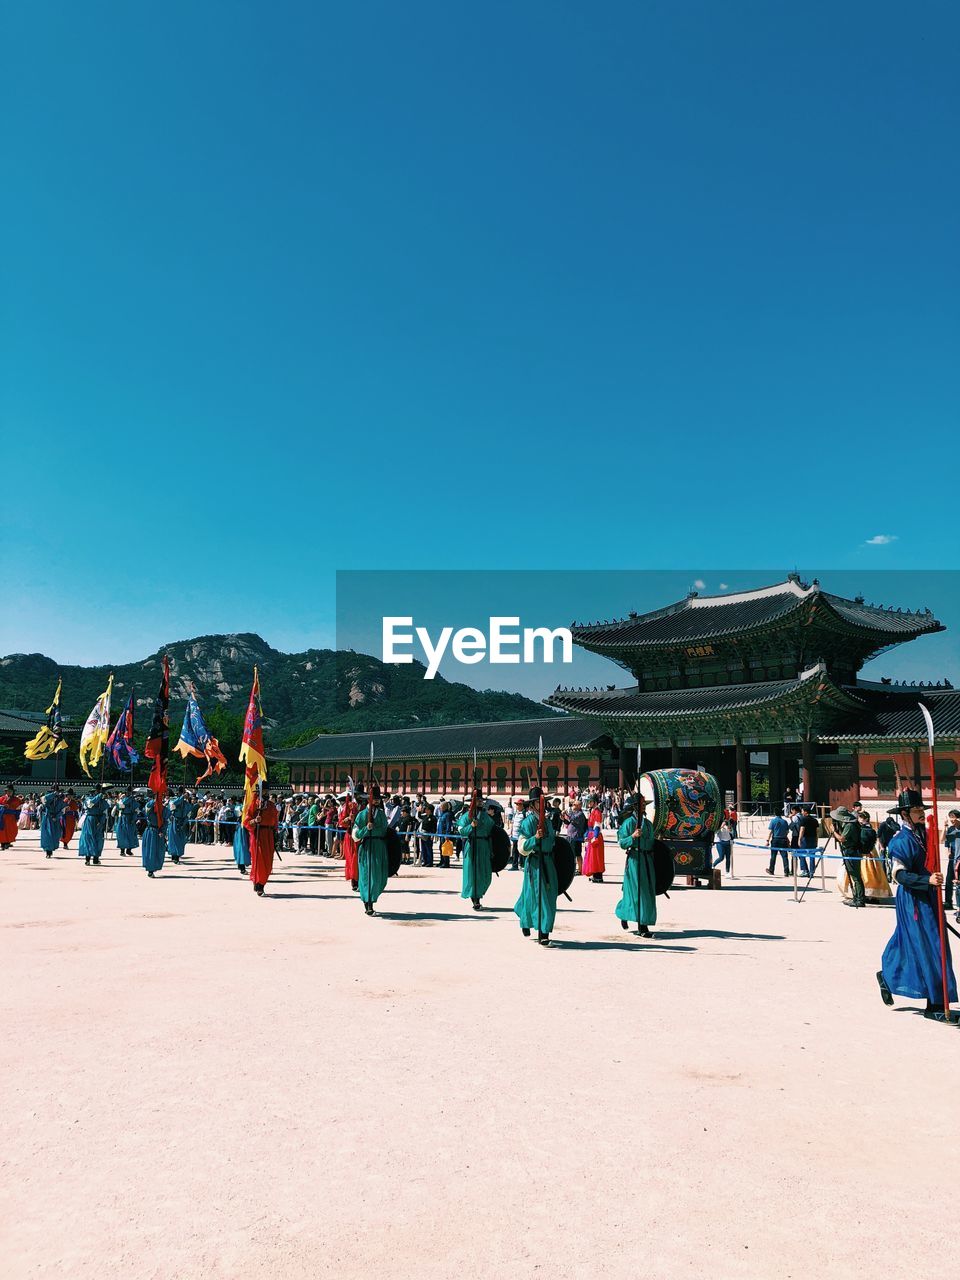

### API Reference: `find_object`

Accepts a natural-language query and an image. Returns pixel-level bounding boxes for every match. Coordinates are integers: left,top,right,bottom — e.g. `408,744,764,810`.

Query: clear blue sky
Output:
3,2,958,665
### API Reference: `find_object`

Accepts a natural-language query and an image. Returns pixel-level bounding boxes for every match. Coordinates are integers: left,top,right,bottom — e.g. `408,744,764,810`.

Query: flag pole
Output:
919,704,951,1021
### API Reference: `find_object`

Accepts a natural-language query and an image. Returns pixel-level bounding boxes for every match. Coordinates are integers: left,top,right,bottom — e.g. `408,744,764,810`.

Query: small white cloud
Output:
719,582,729,590
864,534,898,546
693,579,706,590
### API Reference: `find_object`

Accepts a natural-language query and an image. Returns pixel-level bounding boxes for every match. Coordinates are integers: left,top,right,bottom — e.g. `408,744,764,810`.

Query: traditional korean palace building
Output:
272,577,960,809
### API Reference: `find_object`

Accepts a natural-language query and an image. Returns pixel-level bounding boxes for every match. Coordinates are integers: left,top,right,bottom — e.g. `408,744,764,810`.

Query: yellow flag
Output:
79,675,114,777
24,678,69,761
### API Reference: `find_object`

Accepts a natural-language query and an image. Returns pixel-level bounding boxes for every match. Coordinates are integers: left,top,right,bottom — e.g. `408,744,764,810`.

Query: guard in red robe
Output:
582,798,606,882
339,795,359,890
1,786,25,849
60,790,81,848
247,793,279,897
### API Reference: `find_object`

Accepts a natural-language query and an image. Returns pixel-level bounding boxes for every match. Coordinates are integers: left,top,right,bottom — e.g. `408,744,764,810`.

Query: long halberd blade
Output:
918,703,935,752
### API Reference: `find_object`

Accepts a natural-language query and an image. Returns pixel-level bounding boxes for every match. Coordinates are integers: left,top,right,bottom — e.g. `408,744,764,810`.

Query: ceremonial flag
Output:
144,656,170,825
106,693,139,773
24,679,68,761
174,694,228,781
78,674,114,777
239,666,267,823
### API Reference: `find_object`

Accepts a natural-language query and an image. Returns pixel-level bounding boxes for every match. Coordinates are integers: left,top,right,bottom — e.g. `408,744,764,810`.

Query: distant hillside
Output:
0,634,555,745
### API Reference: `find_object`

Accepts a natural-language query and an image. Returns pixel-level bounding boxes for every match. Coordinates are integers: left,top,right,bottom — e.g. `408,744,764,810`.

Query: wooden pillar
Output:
769,745,783,809
670,743,681,767
736,743,747,808
402,760,407,793
912,745,922,792
510,756,517,794
563,754,569,791
802,738,815,803
852,748,861,802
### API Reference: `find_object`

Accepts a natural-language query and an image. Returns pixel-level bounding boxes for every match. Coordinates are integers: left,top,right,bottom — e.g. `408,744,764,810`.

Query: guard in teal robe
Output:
141,801,166,876
78,789,109,865
166,789,192,863
616,796,657,936
233,807,250,872
114,791,140,854
457,803,494,908
513,787,558,943
352,786,389,915
40,790,65,856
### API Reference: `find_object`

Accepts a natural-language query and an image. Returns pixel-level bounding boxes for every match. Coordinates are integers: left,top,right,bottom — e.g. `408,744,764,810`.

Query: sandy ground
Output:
1,830,958,1280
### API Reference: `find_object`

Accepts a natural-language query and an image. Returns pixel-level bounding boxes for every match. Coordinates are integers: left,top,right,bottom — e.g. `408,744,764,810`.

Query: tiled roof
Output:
270,716,604,762
547,668,845,719
0,709,78,735
820,688,960,742
571,580,941,648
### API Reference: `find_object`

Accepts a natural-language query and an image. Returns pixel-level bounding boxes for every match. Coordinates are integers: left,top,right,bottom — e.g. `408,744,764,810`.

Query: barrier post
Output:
793,852,799,902
820,844,826,894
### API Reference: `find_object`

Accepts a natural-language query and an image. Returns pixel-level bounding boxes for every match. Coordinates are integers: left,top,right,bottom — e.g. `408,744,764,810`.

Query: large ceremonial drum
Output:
652,839,675,896
552,835,576,897
386,827,403,877
490,825,511,874
639,768,722,842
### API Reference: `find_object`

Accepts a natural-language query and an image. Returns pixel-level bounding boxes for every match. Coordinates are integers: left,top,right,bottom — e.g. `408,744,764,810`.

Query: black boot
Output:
876,971,894,1006
93,857,100,865
521,927,531,937
620,918,629,931
538,933,551,947
364,901,374,916
351,879,359,891
472,898,481,911
254,883,265,896
46,851,53,858
84,857,90,866
147,870,154,878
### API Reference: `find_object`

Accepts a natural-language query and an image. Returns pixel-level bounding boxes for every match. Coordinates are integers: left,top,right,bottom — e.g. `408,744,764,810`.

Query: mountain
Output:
0,633,555,744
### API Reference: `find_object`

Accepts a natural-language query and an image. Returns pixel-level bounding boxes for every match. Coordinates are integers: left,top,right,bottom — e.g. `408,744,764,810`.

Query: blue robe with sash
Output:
141,803,166,873
114,795,140,850
78,794,109,859
40,792,65,853
881,823,957,1003
166,795,191,859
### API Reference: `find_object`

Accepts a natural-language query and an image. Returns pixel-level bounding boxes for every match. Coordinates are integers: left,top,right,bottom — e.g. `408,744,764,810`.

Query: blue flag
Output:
107,693,139,772
174,695,227,781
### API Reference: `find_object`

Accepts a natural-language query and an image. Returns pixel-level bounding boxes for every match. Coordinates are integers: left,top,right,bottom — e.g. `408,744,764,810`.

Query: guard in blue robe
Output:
141,801,166,876
878,789,957,1021
114,789,140,855
78,787,109,865
166,788,192,863
232,801,251,872
616,795,657,937
513,787,558,944
352,785,389,915
39,789,65,856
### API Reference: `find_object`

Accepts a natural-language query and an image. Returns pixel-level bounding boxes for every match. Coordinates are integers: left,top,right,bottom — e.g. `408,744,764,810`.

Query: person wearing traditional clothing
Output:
166,787,192,864
114,788,140,856
514,786,558,945
339,794,360,890
582,795,606,883
18,798,36,830
457,794,493,910
39,788,64,856
247,792,279,897
0,785,25,850
78,786,109,866
616,793,657,938
352,784,389,916
877,789,957,1023
141,799,166,877
60,789,81,848
232,798,251,873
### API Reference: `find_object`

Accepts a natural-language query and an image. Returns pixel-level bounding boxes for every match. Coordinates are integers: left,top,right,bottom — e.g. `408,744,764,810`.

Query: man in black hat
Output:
877,789,956,1022
833,806,865,907
513,786,558,945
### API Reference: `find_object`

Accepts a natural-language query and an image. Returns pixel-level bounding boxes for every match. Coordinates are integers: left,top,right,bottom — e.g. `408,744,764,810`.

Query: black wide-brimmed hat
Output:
528,785,544,802
887,787,926,815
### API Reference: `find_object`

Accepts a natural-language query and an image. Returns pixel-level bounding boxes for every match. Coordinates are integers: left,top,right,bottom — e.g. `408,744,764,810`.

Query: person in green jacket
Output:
457,794,494,910
616,793,657,937
513,786,558,946
833,805,865,908
352,784,389,916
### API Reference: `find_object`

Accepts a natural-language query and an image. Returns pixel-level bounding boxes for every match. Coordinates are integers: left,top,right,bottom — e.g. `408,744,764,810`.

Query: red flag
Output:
144,656,170,826
239,666,266,823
